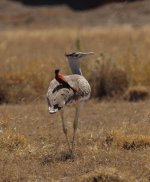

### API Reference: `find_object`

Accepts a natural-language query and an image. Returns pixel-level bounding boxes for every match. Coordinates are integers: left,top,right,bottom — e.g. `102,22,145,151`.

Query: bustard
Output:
47,51,94,154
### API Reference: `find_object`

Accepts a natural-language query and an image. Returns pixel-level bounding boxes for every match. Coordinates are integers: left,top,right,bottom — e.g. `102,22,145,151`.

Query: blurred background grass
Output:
0,26,150,103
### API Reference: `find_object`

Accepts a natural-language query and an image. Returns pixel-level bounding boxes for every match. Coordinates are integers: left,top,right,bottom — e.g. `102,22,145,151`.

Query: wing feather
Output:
47,74,91,114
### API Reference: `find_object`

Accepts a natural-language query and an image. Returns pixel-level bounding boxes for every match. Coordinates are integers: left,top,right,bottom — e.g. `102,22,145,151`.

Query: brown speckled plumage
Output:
46,51,94,153
47,74,91,113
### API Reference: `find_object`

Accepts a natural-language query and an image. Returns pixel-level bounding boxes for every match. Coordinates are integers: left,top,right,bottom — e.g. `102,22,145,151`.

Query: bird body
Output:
55,69,76,92
47,51,94,154
47,74,91,114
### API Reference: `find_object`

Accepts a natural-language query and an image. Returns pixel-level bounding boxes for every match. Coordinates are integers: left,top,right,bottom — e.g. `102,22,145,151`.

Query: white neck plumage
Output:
68,58,82,75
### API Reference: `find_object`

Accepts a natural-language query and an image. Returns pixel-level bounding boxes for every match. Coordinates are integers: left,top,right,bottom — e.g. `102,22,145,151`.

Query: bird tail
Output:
48,106,59,114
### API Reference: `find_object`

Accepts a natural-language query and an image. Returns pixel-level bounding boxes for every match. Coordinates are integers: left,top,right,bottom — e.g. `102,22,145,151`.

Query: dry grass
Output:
0,100,150,181
124,86,149,101
80,166,133,182
0,26,150,103
90,53,129,98
0,130,28,151
0,26,150,181
104,129,150,150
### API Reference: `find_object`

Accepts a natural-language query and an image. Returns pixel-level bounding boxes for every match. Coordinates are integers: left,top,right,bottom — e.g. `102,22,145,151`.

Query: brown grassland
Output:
1,26,150,103
0,26,150,181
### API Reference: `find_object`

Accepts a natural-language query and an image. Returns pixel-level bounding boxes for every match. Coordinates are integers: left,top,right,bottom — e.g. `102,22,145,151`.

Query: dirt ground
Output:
0,0,150,29
0,99,150,181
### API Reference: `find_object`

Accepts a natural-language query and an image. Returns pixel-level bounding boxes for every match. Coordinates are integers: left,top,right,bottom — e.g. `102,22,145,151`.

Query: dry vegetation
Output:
0,100,150,181
1,26,150,103
0,26,150,181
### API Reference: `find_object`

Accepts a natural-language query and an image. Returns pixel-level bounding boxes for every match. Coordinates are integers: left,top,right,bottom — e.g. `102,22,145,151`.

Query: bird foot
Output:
60,150,75,161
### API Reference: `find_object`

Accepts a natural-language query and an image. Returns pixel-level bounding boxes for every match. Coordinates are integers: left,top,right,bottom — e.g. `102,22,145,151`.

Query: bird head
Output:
65,52,94,75
65,51,94,61
55,69,60,75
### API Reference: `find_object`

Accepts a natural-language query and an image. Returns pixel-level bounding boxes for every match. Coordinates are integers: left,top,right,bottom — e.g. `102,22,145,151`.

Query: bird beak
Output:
86,52,94,55
81,52,94,58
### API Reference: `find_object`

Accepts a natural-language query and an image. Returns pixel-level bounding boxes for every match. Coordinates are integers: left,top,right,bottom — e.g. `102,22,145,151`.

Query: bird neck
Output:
68,60,82,75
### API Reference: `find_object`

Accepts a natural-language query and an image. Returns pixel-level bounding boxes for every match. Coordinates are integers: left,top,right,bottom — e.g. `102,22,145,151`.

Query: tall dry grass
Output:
0,26,150,103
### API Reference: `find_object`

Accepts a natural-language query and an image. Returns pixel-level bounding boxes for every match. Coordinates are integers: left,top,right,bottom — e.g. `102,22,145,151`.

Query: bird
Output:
54,69,76,92
47,51,94,154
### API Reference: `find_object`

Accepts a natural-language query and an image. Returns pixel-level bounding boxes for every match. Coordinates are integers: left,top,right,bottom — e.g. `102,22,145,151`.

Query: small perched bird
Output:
47,51,94,154
55,69,76,92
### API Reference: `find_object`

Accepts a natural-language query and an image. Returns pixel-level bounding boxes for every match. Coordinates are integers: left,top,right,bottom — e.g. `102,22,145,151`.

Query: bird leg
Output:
60,109,71,152
71,102,83,153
